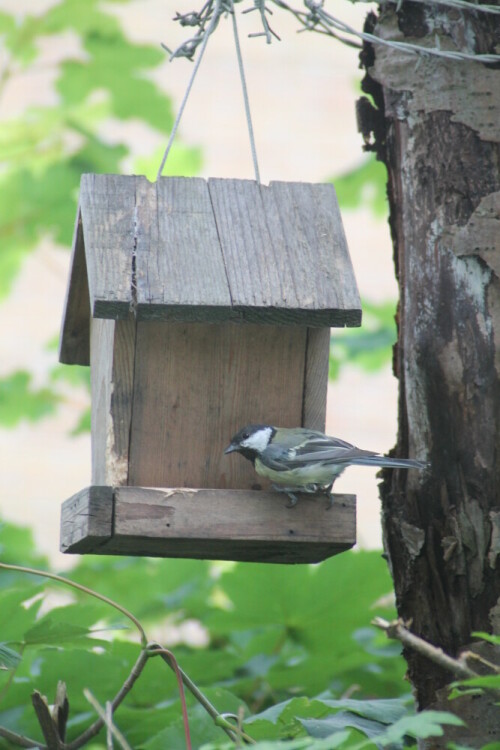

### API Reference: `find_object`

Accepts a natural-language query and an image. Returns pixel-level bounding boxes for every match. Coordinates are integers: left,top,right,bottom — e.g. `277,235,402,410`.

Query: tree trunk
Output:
358,1,500,742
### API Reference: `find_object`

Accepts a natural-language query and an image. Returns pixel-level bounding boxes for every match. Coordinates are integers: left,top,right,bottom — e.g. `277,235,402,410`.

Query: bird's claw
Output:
322,483,335,509
271,483,335,509
271,484,299,508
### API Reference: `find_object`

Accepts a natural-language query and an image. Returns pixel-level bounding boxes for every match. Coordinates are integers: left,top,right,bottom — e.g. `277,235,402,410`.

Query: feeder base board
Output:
60,486,356,564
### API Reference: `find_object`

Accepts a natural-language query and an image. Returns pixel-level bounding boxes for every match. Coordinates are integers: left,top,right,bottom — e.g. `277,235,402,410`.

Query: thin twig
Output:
106,702,113,750
372,617,478,680
461,649,500,674
148,643,256,744
83,690,132,750
64,649,149,750
0,725,43,748
146,644,192,750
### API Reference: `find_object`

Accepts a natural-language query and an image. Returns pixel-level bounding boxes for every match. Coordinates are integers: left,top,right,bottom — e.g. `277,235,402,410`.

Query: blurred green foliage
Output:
1,520,469,749
329,301,396,381
0,0,200,431
0,0,202,301
333,156,388,219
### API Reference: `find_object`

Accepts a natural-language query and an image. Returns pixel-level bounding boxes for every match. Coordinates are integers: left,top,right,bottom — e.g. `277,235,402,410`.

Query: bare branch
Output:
32,691,63,750
64,648,149,750
372,617,477,680
0,725,44,749
83,689,132,750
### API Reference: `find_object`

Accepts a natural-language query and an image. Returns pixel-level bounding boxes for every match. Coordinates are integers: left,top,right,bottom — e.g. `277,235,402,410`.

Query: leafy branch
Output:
0,562,248,750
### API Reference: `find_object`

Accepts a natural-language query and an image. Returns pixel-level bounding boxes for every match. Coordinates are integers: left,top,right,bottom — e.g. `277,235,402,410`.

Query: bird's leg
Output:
271,483,329,508
271,484,302,508
323,482,335,509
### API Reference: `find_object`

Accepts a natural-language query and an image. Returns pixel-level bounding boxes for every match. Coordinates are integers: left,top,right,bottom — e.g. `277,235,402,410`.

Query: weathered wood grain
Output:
90,318,113,484
302,327,330,431
266,181,360,314
59,207,91,365
208,178,361,326
59,175,361,365
128,321,307,489
60,486,113,553
207,178,279,308
80,173,135,319
61,486,356,563
90,317,136,485
134,177,232,318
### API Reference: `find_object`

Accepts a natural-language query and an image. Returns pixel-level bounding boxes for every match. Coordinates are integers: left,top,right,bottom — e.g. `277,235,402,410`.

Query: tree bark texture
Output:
358,0,500,737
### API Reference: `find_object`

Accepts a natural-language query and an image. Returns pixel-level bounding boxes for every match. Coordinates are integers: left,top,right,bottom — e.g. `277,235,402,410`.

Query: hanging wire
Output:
231,1,261,183
156,0,223,181
164,0,500,65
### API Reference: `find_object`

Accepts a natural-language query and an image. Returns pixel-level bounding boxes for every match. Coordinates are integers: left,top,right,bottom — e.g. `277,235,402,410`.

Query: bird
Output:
224,424,427,508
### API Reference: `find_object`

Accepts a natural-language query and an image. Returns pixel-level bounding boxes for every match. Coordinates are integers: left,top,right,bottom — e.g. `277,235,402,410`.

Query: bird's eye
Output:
242,431,250,440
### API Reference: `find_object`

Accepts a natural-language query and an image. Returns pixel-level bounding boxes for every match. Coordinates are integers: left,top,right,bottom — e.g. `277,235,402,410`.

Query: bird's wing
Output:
261,434,378,471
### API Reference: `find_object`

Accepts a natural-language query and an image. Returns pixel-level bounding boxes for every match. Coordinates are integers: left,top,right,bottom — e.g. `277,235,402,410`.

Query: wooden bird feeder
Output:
59,174,361,563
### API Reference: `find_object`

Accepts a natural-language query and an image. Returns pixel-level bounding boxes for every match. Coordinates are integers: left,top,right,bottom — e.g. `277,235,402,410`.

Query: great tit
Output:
224,424,426,507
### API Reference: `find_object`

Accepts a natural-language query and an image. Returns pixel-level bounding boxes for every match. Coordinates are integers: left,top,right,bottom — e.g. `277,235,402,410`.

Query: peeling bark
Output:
358,0,500,737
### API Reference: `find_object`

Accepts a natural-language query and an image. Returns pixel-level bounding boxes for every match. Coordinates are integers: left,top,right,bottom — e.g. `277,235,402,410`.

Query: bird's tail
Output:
350,456,427,470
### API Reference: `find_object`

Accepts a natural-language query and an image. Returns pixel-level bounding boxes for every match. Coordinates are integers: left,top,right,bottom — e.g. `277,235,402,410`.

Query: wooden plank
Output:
110,487,356,563
90,317,136,485
128,321,306,489
208,178,361,327
134,177,232,319
302,327,330,431
59,207,91,365
60,486,113,553
65,175,359,329
208,178,279,309
80,173,136,319
90,318,114,484
266,181,361,319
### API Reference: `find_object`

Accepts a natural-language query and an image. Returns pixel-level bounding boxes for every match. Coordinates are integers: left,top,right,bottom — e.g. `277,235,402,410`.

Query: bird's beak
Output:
224,443,238,455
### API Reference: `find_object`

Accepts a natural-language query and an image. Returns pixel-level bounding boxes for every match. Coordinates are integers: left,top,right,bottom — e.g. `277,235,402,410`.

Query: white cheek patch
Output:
242,427,273,453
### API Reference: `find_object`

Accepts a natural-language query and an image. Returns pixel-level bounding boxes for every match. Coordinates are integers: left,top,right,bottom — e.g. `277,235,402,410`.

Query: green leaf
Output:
0,643,21,669
201,735,353,750
329,300,396,381
0,370,61,426
452,674,500,690
375,711,463,744
50,362,90,389
134,143,203,181
471,631,500,646
23,617,111,648
57,33,173,133
319,698,411,725
0,587,43,643
70,407,91,435
0,521,48,569
332,155,388,219
300,711,387,742
205,551,404,699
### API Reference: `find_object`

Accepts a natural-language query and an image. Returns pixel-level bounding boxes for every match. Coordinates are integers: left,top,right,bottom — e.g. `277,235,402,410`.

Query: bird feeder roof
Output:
60,174,361,365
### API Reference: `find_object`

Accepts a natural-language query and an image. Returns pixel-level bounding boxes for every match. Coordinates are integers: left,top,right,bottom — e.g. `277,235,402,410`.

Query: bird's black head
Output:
224,424,275,462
